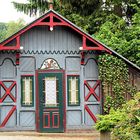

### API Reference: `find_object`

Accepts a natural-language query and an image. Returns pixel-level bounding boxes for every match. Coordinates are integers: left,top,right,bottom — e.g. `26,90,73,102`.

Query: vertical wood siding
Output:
20,26,82,52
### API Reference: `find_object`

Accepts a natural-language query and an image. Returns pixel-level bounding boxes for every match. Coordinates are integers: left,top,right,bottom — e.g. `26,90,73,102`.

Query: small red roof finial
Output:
48,0,53,10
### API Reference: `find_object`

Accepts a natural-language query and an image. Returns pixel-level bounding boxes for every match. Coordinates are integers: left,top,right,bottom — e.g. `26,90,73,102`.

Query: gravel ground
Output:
0,131,100,140
0,136,99,140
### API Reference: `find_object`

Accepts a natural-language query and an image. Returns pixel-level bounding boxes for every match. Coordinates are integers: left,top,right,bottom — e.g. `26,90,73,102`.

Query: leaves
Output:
96,92,140,139
0,23,7,42
98,54,137,113
95,7,140,66
0,19,25,43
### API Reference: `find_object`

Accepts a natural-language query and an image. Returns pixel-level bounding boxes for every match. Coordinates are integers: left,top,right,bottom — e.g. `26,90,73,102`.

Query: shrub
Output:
95,92,140,139
95,109,125,132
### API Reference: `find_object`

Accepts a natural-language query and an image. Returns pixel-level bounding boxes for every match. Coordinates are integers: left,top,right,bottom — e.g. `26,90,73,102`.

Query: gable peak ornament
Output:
40,58,61,70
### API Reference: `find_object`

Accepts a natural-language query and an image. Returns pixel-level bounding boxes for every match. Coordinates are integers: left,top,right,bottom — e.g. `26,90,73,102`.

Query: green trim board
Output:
67,75,80,106
21,75,34,107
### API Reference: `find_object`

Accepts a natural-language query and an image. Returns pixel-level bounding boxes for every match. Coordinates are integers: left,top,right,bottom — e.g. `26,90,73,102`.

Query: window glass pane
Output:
68,76,80,106
70,77,77,104
44,77,58,107
21,76,34,106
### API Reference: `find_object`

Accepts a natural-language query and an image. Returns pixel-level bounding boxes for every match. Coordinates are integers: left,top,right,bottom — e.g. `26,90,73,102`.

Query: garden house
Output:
0,9,140,133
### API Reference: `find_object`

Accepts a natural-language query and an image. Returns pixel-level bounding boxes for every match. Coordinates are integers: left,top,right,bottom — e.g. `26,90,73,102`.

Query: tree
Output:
5,18,25,39
0,23,7,42
0,19,25,42
12,0,104,34
12,0,140,34
12,0,102,16
95,5,140,66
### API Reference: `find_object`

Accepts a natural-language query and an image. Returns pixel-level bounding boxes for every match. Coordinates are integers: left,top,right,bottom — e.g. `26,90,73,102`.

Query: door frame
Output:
35,69,66,132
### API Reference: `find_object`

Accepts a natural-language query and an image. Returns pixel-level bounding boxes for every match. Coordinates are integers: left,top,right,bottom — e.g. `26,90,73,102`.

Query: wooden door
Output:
36,70,65,132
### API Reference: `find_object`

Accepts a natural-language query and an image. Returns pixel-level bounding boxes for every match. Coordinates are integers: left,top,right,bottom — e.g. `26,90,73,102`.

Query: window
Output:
21,76,34,106
67,75,80,106
44,77,58,107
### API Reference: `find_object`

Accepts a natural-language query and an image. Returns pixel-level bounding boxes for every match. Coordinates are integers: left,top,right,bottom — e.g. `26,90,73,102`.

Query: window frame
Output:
67,75,80,106
21,75,34,107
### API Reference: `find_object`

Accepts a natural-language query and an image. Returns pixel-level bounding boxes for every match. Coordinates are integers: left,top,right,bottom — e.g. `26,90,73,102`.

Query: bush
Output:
95,92,140,139
95,109,125,132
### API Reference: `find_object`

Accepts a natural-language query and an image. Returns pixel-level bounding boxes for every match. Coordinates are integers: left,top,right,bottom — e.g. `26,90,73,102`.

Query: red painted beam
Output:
37,22,68,27
84,80,100,102
16,52,20,65
83,36,87,50
0,47,20,51
0,106,16,128
80,52,85,65
36,22,50,26
0,36,20,51
85,105,97,123
0,81,16,103
50,13,53,30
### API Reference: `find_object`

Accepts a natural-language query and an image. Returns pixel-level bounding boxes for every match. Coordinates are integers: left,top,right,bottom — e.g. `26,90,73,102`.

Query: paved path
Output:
0,132,100,140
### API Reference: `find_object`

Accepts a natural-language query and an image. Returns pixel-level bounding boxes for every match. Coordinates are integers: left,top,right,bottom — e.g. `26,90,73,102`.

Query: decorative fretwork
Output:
21,50,97,55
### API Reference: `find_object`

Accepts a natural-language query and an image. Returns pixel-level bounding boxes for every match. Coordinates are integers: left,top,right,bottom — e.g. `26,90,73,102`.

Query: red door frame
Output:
35,69,66,132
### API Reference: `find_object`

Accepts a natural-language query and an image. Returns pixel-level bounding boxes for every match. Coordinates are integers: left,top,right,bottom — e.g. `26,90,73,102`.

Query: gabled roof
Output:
0,9,111,53
0,9,140,71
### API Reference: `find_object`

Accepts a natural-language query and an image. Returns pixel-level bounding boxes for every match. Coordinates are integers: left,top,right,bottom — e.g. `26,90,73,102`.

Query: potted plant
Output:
95,109,125,140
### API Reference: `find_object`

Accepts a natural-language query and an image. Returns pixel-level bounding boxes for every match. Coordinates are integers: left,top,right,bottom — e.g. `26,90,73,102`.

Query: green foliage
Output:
0,23,7,42
95,109,125,132
5,19,25,39
13,0,102,16
0,19,25,43
95,6,140,66
12,0,140,34
98,54,136,113
60,0,102,16
13,0,56,16
95,92,140,140
12,0,104,34
112,92,140,140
